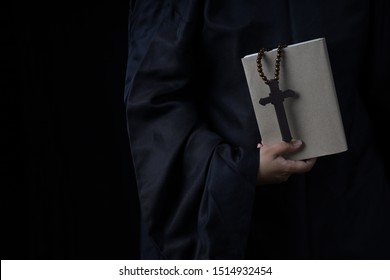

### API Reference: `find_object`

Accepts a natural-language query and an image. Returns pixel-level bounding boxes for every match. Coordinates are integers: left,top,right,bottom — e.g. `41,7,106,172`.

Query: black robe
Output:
125,0,390,259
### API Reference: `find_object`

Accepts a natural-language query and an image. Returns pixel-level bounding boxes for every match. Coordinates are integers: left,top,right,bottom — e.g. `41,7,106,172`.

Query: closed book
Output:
241,38,348,160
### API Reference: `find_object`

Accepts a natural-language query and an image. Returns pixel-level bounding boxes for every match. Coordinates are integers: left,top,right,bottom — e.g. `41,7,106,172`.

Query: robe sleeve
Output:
125,0,259,259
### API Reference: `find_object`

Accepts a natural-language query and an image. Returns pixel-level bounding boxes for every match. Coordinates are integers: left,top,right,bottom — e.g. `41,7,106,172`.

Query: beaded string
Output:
256,44,287,85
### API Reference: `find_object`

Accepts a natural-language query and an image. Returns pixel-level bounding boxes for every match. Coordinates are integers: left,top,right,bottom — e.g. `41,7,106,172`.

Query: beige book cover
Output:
241,37,348,160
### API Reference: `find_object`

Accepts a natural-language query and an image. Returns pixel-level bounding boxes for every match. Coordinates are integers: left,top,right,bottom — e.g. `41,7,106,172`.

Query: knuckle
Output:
284,162,295,173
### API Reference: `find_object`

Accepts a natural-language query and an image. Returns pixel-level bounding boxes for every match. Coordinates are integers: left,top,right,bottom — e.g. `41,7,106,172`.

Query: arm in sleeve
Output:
125,0,259,259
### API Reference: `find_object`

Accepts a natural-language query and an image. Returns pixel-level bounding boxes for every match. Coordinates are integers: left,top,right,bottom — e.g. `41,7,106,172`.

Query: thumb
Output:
271,139,303,156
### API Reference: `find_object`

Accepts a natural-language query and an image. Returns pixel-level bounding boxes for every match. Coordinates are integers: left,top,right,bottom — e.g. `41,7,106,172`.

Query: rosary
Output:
256,44,297,142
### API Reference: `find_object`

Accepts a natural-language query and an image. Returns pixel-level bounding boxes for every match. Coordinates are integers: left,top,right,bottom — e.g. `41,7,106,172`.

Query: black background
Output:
2,2,140,259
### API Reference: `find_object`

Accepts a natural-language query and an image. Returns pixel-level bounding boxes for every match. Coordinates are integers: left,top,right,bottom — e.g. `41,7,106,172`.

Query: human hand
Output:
257,140,317,185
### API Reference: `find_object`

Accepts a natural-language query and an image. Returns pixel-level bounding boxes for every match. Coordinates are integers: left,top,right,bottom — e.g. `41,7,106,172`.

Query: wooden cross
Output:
259,79,297,142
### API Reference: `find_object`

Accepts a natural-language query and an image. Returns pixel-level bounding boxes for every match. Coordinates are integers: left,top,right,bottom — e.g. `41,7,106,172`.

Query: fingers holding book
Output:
256,140,317,185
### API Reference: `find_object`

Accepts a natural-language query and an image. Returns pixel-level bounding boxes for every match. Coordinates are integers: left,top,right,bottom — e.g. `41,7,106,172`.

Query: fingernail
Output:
292,140,302,147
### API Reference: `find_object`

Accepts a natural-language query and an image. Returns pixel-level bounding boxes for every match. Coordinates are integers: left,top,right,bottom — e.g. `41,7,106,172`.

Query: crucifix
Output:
259,79,296,142
256,44,297,142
